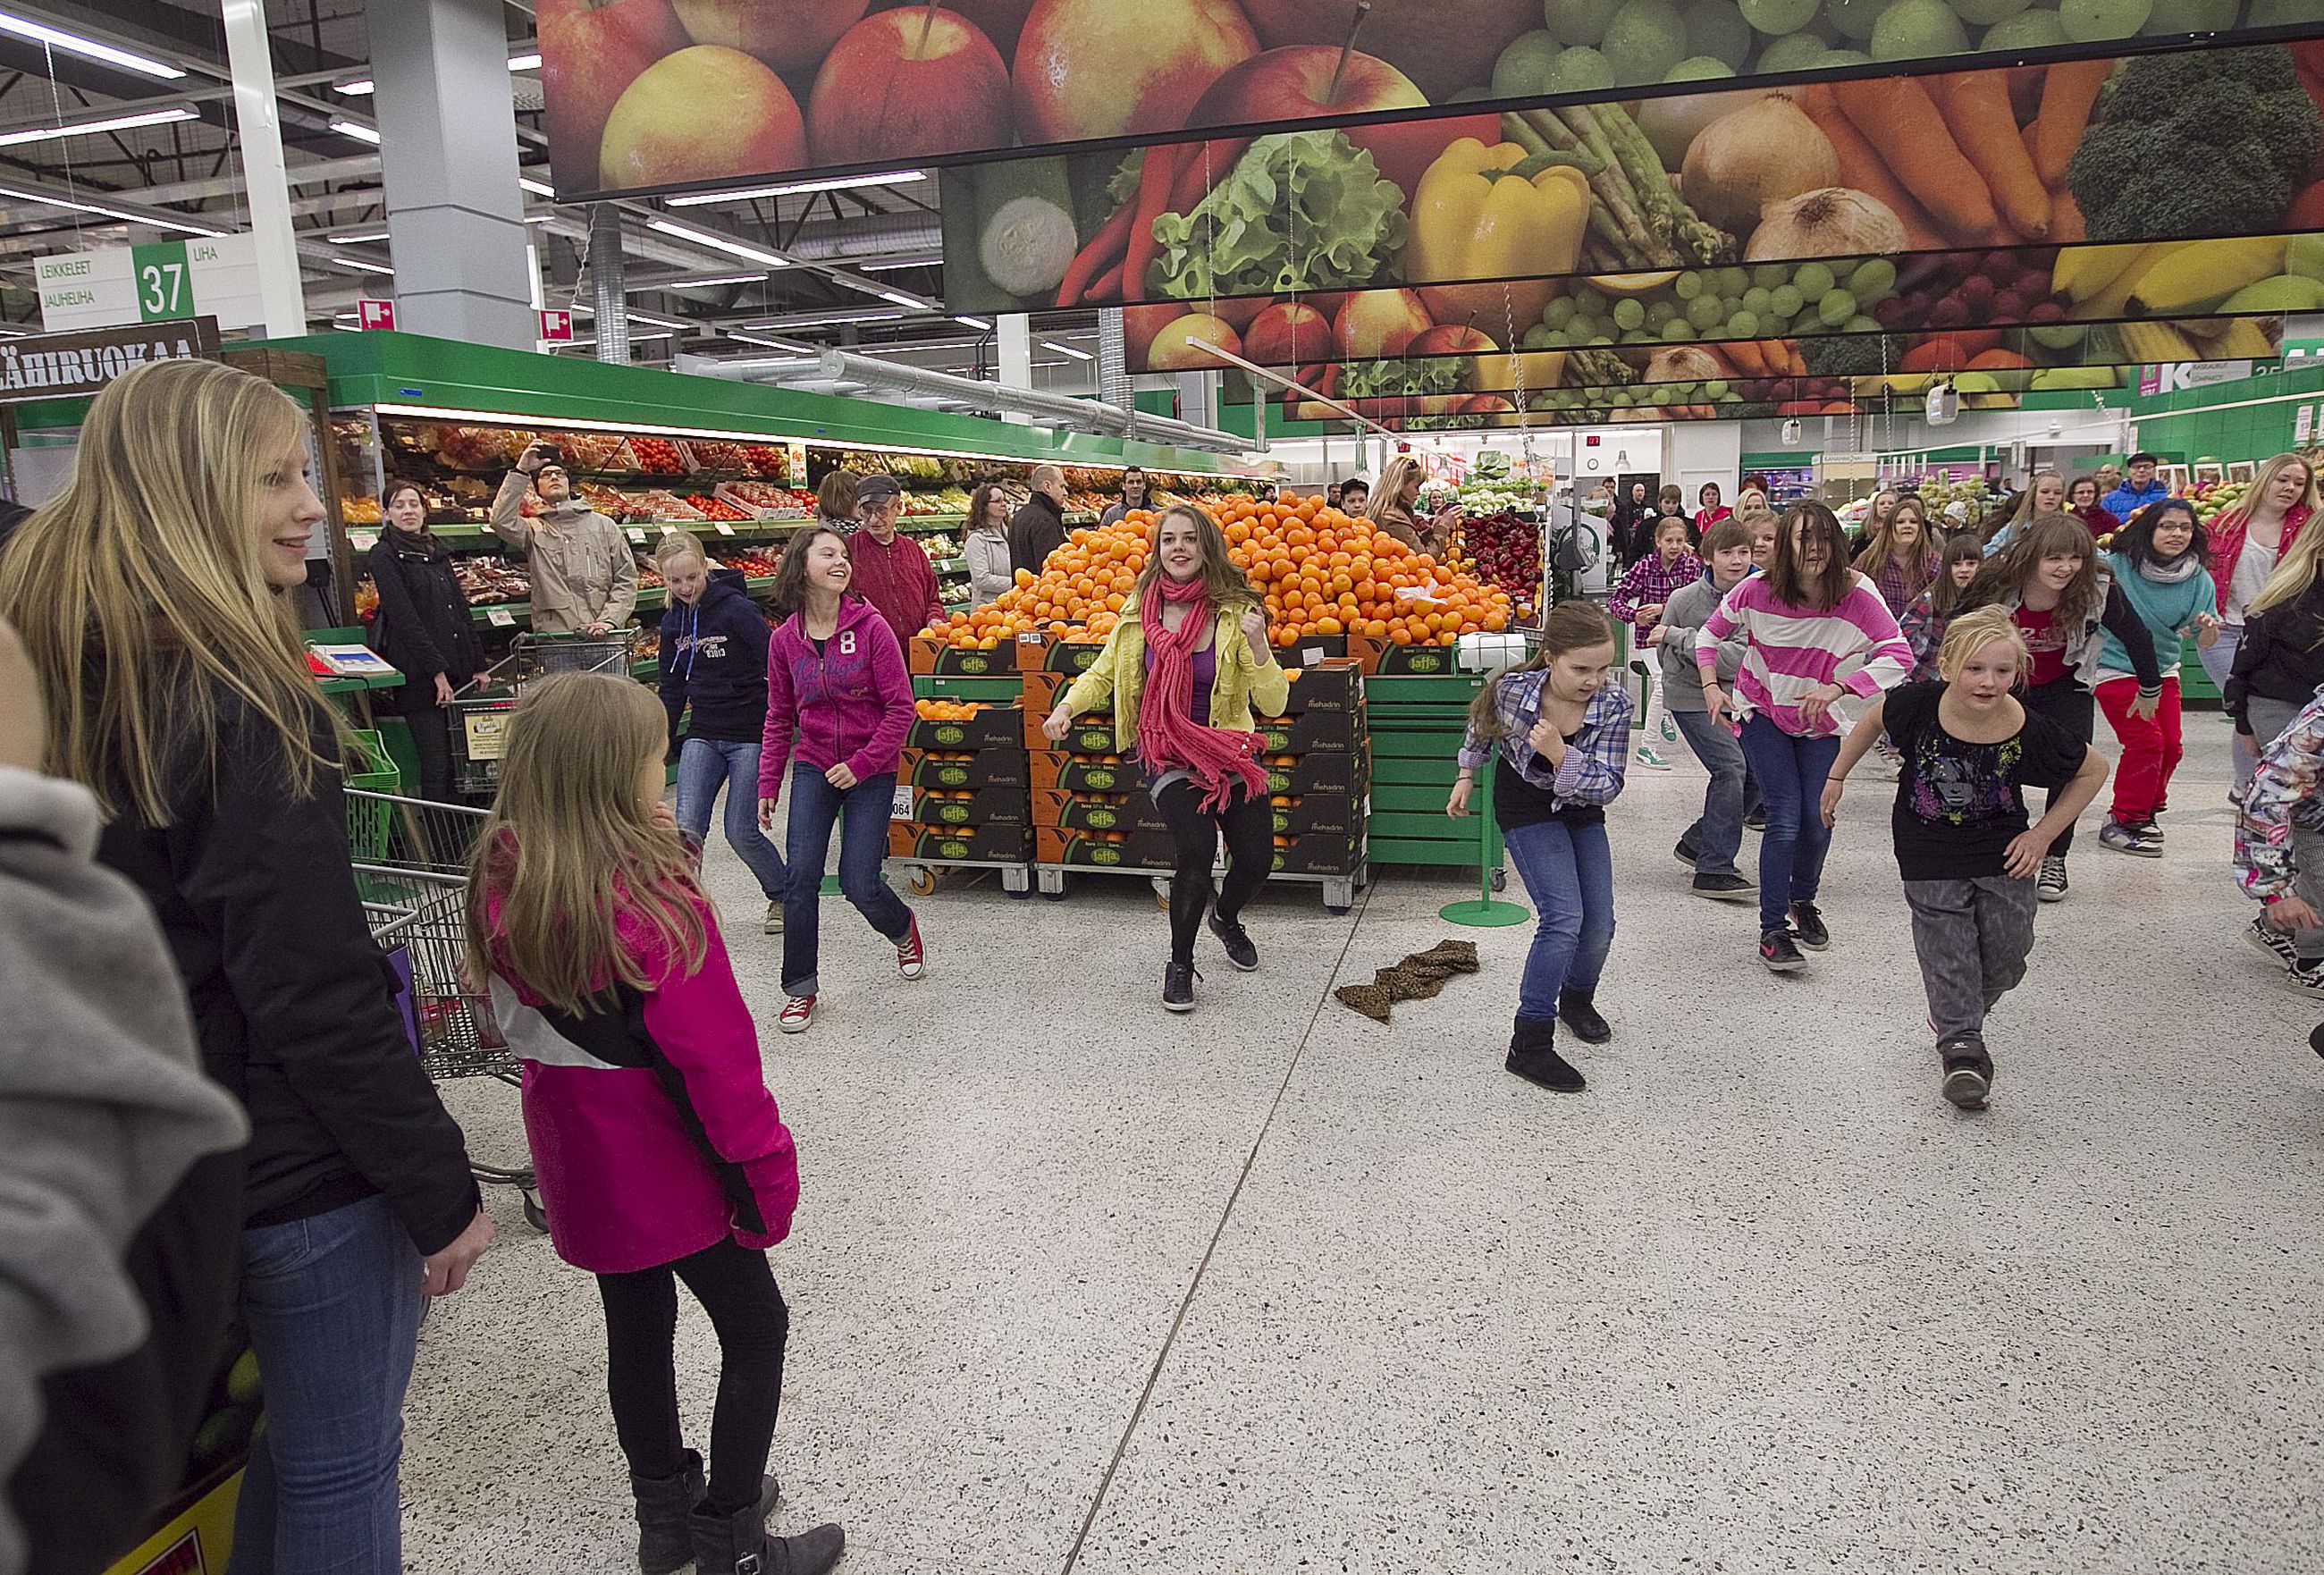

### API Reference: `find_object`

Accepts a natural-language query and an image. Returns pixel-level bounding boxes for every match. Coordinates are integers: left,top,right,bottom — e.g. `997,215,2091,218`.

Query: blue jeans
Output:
1502,817,1615,1022
677,737,788,900
781,762,911,998
229,1195,426,1575
1736,714,1840,933
1671,709,1759,878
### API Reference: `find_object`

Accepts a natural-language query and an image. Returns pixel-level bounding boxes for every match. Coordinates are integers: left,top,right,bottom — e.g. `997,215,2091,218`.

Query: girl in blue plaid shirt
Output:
1450,602,1629,1095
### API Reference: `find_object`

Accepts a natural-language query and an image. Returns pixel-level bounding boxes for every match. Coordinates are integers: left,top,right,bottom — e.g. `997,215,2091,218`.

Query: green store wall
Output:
2127,362,2324,463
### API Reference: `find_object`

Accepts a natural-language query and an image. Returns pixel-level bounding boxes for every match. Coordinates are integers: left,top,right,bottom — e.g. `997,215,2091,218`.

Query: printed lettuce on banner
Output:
538,0,2320,201
939,41,2324,316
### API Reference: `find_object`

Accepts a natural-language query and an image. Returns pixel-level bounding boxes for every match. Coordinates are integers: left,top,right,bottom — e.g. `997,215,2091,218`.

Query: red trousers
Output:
2096,675,2182,822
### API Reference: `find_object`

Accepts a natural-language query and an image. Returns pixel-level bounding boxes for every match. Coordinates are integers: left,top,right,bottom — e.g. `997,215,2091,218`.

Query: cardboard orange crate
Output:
1030,751,1137,794
1270,830,1365,876
1033,789,1168,834
907,784,1029,825
905,705,1023,752
1276,658,1363,713
1348,632,1463,675
888,821,1031,862
1015,633,1107,674
1269,792,1359,837
1035,825,1176,870
902,747,1028,790
1262,748,1368,796
908,635,1023,678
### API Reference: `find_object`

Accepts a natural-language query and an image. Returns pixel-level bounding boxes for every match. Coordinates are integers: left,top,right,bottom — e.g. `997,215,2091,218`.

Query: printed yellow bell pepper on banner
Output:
1405,139,1591,335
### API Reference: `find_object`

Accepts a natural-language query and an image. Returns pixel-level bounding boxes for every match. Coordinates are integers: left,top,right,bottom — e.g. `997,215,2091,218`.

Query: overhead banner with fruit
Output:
544,0,2315,202
941,39,2324,317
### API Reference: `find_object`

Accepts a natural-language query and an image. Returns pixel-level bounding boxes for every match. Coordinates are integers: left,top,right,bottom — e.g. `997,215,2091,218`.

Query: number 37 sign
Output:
37,233,265,335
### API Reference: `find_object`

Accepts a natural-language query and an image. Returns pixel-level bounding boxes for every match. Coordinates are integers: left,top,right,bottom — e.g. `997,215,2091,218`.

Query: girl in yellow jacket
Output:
1043,505,1289,1013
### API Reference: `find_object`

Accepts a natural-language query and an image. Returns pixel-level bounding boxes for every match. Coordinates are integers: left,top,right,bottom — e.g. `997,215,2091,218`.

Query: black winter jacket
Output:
2227,578,2324,729
1006,493,1067,580
97,689,479,1252
366,529,486,700
657,569,772,744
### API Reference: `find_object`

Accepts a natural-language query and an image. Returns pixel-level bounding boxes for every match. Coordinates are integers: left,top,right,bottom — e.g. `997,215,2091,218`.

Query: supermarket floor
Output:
406,717,2324,1574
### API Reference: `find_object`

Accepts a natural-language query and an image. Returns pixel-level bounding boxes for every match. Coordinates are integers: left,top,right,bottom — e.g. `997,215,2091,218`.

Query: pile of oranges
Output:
922,499,1513,650
912,699,989,720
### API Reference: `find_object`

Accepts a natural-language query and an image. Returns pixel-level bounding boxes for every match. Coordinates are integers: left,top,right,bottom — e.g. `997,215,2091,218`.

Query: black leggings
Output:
1155,777,1273,965
595,1238,788,1513
2020,675,2095,855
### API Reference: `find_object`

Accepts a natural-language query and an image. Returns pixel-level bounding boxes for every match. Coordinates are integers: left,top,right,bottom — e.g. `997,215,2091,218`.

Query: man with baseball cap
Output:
845,472,942,657
490,440,636,634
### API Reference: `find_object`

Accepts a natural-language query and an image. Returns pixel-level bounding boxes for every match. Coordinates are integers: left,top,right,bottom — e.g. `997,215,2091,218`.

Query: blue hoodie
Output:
657,568,772,744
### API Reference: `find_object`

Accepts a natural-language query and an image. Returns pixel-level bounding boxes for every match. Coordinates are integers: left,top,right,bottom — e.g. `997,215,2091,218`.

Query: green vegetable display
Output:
1150,131,1408,301
2066,47,2324,240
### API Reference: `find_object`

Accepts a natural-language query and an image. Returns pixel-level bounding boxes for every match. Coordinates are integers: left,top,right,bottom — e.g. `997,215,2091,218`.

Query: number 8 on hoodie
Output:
756,526,924,1032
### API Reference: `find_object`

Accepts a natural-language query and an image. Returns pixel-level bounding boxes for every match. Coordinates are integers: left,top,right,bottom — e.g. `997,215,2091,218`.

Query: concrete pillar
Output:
220,0,307,337
370,0,535,349
590,206,627,364
998,313,1033,424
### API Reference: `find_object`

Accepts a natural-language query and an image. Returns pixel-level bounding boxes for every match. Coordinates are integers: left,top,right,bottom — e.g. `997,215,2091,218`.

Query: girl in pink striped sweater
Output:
1697,501,1912,971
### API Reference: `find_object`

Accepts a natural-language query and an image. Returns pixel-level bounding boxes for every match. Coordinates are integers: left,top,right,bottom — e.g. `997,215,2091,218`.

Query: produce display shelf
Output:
1032,859,1364,915
1366,672,1499,875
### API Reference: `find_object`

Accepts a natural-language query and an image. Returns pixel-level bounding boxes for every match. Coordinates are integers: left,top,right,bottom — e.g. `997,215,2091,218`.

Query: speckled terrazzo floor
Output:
406,709,2324,1574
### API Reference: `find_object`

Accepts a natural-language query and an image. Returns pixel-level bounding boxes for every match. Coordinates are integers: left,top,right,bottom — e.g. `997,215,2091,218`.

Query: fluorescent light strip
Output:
337,53,541,95
626,309,690,330
0,105,196,147
330,119,382,145
1041,340,1093,361
664,169,925,207
644,217,790,268
631,272,762,292
328,253,393,275
326,229,389,244
0,10,185,79
366,402,1212,474
875,290,927,309
518,175,555,198
742,309,902,329
0,179,225,236
955,316,993,331
724,332,794,349
862,256,941,272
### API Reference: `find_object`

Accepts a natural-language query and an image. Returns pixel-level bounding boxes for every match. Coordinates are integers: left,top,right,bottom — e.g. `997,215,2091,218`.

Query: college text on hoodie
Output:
657,567,773,744
757,593,916,798
483,882,798,1276
490,472,637,634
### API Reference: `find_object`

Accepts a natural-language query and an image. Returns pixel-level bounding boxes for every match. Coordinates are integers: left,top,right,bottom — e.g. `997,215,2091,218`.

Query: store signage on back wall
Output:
539,0,2317,203
36,233,264,334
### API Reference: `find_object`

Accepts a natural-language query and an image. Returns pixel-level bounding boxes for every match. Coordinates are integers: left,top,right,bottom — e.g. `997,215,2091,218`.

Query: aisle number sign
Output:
37,233,265,333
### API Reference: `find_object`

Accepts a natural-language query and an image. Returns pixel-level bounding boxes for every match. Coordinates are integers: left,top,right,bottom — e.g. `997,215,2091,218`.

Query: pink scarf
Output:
1138,576,1267,812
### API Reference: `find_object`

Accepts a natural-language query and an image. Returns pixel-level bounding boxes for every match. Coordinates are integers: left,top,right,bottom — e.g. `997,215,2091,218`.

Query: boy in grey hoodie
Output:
1654,515,1760,901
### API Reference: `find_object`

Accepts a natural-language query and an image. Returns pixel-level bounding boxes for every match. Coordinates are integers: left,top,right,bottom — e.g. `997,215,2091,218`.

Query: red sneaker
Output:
779,995,815,1033
896,915,925,980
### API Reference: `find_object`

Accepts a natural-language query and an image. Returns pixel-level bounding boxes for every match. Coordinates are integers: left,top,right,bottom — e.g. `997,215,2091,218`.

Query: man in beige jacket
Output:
490,440,636,634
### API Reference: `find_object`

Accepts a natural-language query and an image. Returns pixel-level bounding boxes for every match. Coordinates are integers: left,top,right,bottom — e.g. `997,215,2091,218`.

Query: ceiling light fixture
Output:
741,308,903,329
1041,340,1093,361
644,216,790,268
862,256,942,272
518,175,556,198
0,105,197,147
326,229,389,244
724,331,796,350
0,179,226,236
875,290,926,309
954,315,993,331
327,253,393,275
664,169,926,206
337,51,541,95
329,119,382,145
505,52,542,72
0,10,186,79
629,271,763,292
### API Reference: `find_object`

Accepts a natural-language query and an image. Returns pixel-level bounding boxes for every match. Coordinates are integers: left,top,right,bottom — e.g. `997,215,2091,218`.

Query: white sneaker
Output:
2288,960,2324,998
1633,745,1672,771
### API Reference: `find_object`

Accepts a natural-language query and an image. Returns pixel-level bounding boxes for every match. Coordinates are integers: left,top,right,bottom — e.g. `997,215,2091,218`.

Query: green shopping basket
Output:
344,729,402,860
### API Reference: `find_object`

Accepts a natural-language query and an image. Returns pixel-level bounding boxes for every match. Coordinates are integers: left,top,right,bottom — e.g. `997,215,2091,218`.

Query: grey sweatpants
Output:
1903,874,2040,1041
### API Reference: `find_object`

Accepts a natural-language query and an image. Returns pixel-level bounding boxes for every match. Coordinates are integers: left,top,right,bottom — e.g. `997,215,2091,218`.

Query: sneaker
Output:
1163,960,1198,1012
778,995,815,1033
896,915,925,979
1633,745,1672,771
1208,910,1259,972
1690,871,1756,902
763,900,784,934
2247,914,2301,969
1673,838,1700,869
2037,855,2068,902
2098,821,2162,858
1938,1034,1992,1111
1788,900,1830,951
1758,928,1806,972
2287,958,2324,998
2128,818,2163,842
1743,807,1767,831
1659,715,1680,745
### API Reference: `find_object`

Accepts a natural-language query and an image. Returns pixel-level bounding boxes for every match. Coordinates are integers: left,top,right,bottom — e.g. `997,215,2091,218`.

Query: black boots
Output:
688,1502,846,1575
1506,1015,1586,1093
630,1453,780,1575
1556,989,1611,1044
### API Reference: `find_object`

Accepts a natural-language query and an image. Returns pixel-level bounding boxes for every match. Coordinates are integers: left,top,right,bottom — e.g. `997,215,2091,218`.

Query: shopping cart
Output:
452,629,640,795
349,788,544,1231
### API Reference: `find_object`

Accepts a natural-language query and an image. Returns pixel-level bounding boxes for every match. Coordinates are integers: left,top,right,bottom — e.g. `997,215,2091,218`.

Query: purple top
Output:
1143,637,1216,729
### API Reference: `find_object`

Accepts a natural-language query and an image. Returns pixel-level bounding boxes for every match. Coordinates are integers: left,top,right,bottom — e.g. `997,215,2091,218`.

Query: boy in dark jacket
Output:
656,535,788,931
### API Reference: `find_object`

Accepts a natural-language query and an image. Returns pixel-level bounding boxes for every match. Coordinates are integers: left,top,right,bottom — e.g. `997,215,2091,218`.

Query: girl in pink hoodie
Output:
468,671,841,1575
756,526,923,1033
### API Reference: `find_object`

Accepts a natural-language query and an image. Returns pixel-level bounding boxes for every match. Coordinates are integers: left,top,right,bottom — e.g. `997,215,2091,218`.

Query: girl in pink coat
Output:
468,671,842,1575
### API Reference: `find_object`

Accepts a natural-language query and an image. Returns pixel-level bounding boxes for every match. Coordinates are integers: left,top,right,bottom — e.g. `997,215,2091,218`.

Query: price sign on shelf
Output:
486,606,517,627
37,233,265,333
626,527,646,543
348,529,379,552
890,784,914,821
715,521,735,536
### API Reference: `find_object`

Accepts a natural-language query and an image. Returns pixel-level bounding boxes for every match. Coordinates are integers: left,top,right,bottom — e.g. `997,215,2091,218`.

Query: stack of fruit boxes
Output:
896,638,1033,867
